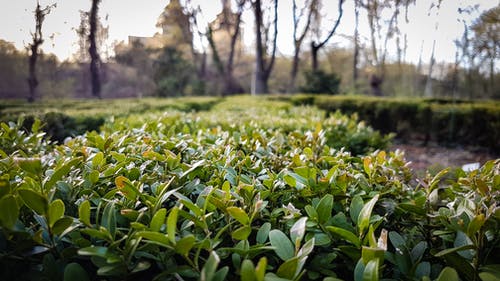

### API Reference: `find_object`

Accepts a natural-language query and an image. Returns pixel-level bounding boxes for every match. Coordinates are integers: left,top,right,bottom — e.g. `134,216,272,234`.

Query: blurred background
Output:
0,0,498,100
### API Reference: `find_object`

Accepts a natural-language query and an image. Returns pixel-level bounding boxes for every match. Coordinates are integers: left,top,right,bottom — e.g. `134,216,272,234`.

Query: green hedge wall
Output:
288,95,500,153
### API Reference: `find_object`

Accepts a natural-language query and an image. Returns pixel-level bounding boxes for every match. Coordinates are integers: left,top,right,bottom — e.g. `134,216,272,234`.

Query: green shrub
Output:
300,70,341,95
0,110,498,280
305,95,500,152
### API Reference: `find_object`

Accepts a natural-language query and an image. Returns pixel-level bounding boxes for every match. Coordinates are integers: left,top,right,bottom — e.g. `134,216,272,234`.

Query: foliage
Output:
0,97,498,280
154,47,200,97
288,94,500,152
300,70,341,95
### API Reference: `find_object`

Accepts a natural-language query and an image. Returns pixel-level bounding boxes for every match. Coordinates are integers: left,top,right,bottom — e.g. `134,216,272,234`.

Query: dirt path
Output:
390,143,498,174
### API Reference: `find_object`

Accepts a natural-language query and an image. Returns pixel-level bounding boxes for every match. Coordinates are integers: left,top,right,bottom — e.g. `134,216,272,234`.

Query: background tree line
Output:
0,0,498,101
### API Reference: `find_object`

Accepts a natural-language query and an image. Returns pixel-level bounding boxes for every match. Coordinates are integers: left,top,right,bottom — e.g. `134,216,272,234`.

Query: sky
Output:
0,0,497,64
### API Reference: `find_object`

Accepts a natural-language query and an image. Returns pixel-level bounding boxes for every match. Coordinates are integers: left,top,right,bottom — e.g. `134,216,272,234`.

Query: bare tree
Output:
206,0,246,96
288,0,316,93
252,0,278,95
310,0,344,72
27,1,56,103
424,0,442,98
353,0,360,90
89,0,102,99
359,0,414,96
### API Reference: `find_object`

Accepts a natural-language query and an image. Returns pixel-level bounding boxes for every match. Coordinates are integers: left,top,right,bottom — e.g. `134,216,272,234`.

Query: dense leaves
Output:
0,99,498,280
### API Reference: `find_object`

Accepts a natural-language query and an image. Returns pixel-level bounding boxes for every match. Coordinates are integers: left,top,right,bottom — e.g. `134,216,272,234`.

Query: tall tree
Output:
207,0,246,96
359,0,414,96
424,0,442,98
353,0,360,90
288,0,316,93
310,0,344,72
252,0,278,95
27,1,56,103
89,0,102,99
471,6,499,96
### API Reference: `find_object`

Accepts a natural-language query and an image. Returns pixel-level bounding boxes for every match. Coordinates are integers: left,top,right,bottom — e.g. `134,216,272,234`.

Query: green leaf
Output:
327,226,361,247
305,205,318,221
213,267,229,281
227,206,250,225
101,202,116,239
441,252,476,281
201,251,220,281
81,228,112,241
277,257,299,279
298,237,315,257
0,195,18,229
269,229,294,261
357,194,379,235
232,225,252,240
115,176,139,201
45,158,81,189
167,206,179,244
264,273,292,281
479,271,500,281
78,246,109,258
362,259,379,281
18,188,48,215
17,157,42,174
255,257,267,281
150,208,166,232
181,159,206,179
52,217,73,236
436,267,459,281
415,262,431,279
135,231,170,247
434,244,476,257
290,217,307,244
410,241,427,263
363,157,372,175
316,194,333,224
48,199,65,227
350,195,364,223
64,262,90,281
241,259,257,281
467,214,486,237
388,231,405,249
92,152,105,168
79,200,91,226
175,235,196,256
256,222,271,244
354,259,365,281
361,246,385,265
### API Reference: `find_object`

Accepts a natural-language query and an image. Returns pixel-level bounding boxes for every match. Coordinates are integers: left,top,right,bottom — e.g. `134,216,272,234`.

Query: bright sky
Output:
0,0,496,64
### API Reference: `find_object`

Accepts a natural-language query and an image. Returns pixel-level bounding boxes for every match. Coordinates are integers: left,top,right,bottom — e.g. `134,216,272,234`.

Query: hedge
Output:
287,95,500,153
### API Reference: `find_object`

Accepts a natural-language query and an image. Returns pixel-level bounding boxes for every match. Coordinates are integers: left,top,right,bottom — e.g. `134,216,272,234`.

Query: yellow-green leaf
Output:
48,199,65,228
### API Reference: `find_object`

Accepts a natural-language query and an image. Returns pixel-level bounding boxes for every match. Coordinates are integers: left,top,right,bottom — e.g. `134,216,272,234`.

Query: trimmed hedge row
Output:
286,95,500,153
0,97,222,142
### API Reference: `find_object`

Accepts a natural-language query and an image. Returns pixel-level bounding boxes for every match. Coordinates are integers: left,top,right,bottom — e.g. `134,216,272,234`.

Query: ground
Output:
391,142,497,175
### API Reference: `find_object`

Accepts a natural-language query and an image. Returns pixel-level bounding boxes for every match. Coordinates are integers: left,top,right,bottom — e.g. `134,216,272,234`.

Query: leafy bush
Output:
153,47,199,97
300,70,341,95
289,95,500,152
0,107,498,280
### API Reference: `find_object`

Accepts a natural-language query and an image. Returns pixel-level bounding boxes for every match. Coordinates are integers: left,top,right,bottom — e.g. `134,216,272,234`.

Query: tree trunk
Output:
27,44,39,103
253,0,265,95
289,47,300,93
89,0,101,99
353,0,360,90
311,43,319,72
252,0,278,95
310,0,343,73
424,40,436,98
27,3,54,103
